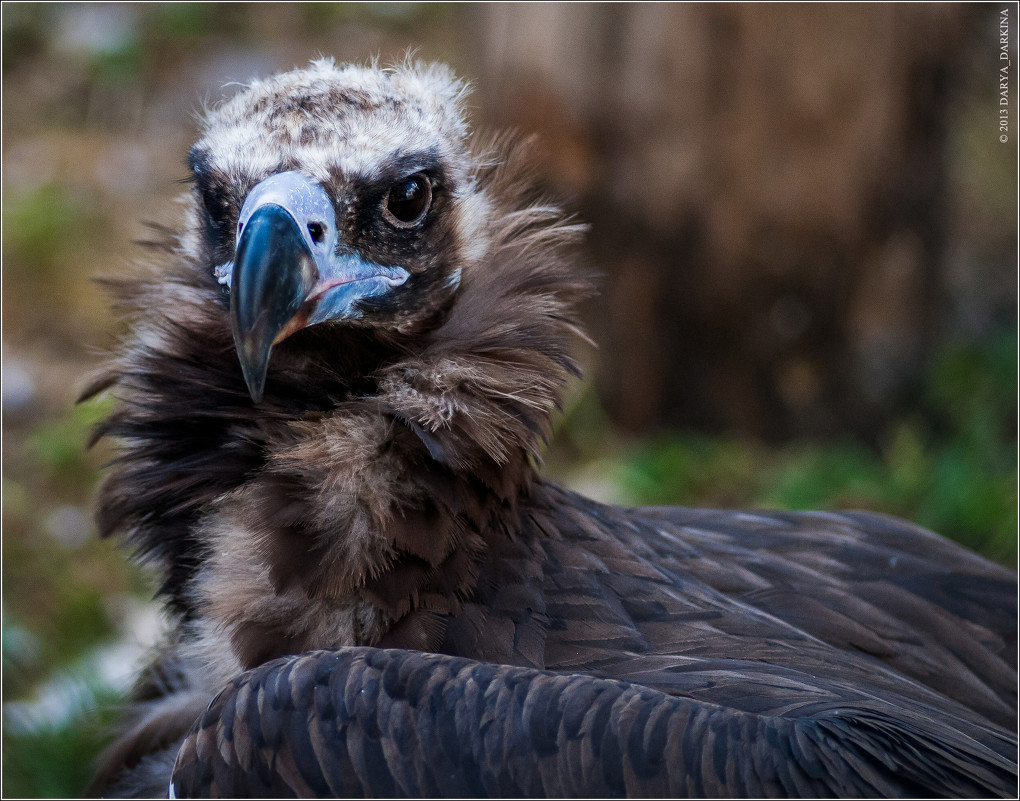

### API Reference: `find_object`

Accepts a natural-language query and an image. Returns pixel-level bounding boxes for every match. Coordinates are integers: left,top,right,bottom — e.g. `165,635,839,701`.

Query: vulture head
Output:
85,59,1017,799
190,61,481,401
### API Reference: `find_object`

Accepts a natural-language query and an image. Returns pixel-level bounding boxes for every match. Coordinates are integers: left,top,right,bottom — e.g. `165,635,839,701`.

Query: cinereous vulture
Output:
82,59,1017,798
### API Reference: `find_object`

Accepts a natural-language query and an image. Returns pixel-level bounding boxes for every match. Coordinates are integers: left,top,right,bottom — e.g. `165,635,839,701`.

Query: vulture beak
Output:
223,171,410,402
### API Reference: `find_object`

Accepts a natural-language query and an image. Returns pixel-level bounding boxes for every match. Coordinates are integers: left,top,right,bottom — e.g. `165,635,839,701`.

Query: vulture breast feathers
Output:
84,59,1017,798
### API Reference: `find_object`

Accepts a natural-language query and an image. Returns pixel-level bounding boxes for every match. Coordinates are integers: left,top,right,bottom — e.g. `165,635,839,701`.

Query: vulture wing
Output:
170,648,1016,798
167,495,1018,798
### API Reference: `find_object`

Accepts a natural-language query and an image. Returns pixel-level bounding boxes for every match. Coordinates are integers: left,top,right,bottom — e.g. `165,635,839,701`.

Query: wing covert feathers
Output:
170,647,1018,799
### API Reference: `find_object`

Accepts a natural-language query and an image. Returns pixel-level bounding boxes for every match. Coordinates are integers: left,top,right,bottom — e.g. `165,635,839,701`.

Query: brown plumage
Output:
84,59,1017,798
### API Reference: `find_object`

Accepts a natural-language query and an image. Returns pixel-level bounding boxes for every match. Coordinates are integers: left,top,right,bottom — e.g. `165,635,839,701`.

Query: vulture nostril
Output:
307,222,326,244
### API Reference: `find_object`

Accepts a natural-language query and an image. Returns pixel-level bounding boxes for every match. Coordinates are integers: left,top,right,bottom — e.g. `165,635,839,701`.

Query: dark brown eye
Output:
384,173,431,226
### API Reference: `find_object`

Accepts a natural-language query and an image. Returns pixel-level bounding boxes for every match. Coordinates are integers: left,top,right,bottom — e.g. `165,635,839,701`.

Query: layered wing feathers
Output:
171,647,1017,799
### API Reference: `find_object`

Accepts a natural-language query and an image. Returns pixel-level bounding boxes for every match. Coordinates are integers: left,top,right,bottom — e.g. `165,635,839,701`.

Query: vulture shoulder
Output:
83,58,1018,798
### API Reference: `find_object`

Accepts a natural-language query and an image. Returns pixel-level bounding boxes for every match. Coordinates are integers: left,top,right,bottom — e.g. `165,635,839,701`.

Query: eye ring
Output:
383,173,432,227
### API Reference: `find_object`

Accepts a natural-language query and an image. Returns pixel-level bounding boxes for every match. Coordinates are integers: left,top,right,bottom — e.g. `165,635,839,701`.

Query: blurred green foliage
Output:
26,397,112,488
3,184,105,280
2,396,148,798
147,3,218,42
2,621,127,799
1,2,459,82
4,396,115,666
2,183,113,343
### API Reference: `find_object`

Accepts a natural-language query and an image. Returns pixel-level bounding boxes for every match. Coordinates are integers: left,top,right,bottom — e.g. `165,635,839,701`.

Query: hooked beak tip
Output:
229,203,318,404
237,339,269,403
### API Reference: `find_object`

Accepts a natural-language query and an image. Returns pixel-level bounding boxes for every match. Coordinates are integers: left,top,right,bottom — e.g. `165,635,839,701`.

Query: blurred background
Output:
2,3,1016,796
